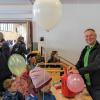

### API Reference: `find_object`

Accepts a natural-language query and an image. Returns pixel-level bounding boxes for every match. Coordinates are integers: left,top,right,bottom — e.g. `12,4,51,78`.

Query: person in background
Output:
48,51,63,75
13,73,30,98
48,51,60,63
0,32,12,96
27,53,37,71
2,79,25,100
27,52,45,70
11,36,31,59
68,28,100,100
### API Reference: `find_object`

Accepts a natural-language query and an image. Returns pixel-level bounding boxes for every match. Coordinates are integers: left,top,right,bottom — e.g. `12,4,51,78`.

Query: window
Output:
0,23,14,32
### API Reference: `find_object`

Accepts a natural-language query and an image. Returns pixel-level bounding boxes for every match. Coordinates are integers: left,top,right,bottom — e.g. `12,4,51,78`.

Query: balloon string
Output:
43,34,47,98
44,35,47,66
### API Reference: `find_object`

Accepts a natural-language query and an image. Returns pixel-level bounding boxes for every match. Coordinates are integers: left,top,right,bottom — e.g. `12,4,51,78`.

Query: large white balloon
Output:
33,0,62,31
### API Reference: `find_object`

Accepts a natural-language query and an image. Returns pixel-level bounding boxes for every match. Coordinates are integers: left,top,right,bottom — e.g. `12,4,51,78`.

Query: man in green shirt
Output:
69,28,100,100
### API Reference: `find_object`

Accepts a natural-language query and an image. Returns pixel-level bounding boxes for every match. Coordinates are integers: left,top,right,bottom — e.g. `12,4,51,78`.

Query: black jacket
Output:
0,40,12,92
76,41,100,88
11,41,30,59
0,40,11,78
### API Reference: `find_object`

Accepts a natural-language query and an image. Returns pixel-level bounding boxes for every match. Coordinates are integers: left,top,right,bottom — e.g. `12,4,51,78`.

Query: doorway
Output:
0,20,33,50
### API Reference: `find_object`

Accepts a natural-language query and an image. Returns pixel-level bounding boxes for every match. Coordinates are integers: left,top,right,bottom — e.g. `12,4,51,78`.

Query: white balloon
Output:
33,0,62,31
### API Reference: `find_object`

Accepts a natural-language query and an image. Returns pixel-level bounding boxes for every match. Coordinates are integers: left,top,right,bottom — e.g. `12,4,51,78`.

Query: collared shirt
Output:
84,45,94,86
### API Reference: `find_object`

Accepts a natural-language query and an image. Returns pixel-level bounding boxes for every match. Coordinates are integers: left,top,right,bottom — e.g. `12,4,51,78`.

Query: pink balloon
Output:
67,73,85,93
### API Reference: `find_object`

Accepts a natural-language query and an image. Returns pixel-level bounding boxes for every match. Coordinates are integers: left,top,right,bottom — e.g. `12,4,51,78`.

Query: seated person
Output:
27,53,37,71
47,51,61,69
48,51,60,63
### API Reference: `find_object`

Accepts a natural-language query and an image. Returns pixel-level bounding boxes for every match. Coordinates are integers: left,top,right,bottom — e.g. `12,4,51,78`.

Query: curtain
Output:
26,21,33,51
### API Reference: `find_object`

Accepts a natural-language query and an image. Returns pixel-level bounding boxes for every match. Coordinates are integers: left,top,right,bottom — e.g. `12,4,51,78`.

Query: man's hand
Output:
67,66,79,74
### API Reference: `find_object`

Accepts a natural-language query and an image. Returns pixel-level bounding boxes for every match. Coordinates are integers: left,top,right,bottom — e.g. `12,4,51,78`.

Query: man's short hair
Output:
84,28,97,36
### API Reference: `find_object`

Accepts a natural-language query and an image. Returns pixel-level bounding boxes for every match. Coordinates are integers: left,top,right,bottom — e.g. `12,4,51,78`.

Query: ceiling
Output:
0,0,100,20
62,0,100,4
0,0,100,5
0,0,34,5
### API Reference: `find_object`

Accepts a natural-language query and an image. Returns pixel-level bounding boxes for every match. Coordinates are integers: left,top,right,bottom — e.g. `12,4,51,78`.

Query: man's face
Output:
84,30,96,45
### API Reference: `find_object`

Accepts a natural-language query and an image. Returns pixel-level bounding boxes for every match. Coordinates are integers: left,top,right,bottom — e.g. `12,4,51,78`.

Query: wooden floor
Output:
51,87,93,100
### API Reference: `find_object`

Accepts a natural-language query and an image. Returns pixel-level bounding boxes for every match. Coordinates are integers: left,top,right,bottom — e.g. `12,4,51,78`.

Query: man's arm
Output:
78,46,100,75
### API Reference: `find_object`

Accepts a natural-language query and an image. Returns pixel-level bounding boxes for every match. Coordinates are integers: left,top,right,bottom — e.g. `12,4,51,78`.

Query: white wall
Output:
36,4,100,64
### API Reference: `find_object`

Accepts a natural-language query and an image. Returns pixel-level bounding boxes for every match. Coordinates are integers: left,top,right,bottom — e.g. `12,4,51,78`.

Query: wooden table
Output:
51,87,92,100
39,62,92,100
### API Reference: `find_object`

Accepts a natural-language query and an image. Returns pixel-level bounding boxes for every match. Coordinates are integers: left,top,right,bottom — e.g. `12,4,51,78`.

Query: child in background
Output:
7,70,32,99
27,52,45,70
13,53,38,99
2,78,25,100
27,53,37,71
26,67,56,100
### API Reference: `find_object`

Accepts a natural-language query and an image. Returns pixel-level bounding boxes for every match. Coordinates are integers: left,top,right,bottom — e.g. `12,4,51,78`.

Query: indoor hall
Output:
1,0,100,100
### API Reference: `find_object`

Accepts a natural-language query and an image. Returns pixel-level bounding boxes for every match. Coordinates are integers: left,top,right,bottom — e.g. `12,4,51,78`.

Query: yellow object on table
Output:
44,68,64,82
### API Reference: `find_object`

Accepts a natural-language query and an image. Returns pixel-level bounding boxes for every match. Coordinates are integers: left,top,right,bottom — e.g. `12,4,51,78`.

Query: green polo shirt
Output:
84,45,94,86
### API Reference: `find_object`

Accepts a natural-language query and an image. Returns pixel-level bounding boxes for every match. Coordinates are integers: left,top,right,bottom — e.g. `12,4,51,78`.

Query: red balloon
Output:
67,73,85,93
